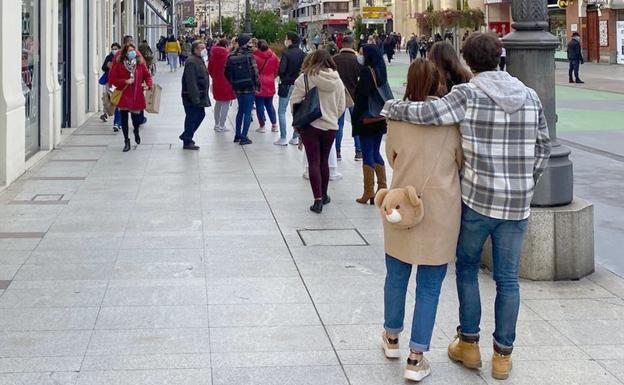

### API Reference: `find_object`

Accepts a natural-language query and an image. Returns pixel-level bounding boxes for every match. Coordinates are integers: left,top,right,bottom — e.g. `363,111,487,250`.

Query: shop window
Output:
22,0,40,159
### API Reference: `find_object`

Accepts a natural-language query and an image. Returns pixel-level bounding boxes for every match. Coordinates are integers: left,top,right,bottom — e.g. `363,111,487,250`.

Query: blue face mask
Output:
127,50,137,60
356,55,365,65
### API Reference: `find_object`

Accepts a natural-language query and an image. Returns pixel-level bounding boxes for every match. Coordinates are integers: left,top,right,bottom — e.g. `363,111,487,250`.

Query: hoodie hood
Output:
309,69,342,92
254,49,275,60
210,45,229,61
470,71,528,114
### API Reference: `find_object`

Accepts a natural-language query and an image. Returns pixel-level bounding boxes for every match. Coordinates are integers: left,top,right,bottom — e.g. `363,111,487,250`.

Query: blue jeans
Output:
181,106,205,145
113,108,121,127
455,204,528,355
235,93,255,139
360,132,384,167
336,107,361,153
255,96,276,127
384,254,448,352
278,85,297,140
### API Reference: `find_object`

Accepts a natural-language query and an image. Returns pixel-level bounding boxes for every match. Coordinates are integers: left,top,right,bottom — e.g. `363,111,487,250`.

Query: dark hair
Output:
217,38,229,48
191,40,205,53
429,41,471,94
258,39,269,52
572,32,580,37
362,44,388,86
111,42,121,49
462,32,502,73
404,59,441,102
167,35,176,42
301,48,337,76
123,35,133,44
342,36,354,47
119,43,143,63
286,31,300,45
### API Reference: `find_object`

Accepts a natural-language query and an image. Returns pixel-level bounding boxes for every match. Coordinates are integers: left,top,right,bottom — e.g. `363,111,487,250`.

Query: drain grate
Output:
297,228,369,247
32,194,64,202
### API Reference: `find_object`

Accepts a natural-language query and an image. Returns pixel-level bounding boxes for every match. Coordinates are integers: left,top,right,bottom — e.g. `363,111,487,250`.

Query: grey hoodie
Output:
470,71,528,114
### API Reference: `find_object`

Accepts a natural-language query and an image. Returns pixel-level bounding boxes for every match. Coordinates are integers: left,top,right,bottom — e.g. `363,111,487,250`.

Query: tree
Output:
240,9,296,43
212,16,236,37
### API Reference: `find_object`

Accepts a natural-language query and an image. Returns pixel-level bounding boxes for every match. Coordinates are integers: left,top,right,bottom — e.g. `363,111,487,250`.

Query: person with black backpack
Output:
225,34,260,145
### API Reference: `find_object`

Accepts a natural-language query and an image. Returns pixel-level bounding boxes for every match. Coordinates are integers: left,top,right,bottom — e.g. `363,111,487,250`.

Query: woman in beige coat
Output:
378,59,463,382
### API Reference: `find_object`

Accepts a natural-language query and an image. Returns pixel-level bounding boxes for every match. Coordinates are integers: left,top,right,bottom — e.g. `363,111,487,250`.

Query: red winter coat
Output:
208,46,236,101
108,58,153,111
253,48,279,98
336,34,344,50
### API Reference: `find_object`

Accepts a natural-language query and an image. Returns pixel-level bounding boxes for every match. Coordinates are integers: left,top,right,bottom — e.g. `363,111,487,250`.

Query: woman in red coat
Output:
253,40,280,133
208,38,236,133
109,43,153,152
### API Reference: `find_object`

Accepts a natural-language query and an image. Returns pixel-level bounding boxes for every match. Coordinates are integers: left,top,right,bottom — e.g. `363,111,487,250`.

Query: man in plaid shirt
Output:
381,32,551,380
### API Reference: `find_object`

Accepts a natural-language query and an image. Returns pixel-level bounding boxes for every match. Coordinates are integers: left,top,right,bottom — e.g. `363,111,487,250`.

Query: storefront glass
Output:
22,0,40,159
549,9,567,58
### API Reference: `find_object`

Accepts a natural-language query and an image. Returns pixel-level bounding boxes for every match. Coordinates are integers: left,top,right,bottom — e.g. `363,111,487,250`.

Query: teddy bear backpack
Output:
375,129,451,230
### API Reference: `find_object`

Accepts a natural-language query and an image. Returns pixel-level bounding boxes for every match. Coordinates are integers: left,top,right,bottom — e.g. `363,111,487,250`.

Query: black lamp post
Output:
244,0,252,33
503,0,574,206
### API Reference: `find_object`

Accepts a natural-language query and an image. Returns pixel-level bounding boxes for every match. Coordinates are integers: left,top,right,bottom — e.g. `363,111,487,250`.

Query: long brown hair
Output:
301,49,337,76
429,41,471,94
118,43,144,64
403,59,441,102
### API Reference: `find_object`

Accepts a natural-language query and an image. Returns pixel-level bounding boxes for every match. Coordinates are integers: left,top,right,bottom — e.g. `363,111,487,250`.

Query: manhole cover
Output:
32,194,64,201
297,229,369,246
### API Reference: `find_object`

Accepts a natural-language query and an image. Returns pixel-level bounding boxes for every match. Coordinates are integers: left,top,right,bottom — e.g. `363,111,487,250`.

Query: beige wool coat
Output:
383,119,463,266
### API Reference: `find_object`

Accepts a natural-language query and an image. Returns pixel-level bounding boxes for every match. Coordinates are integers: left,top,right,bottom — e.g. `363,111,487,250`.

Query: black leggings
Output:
120,110,141,141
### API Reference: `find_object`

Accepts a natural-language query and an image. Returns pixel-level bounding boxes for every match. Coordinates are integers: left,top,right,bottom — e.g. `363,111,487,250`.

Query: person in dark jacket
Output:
352,44,388,204
406,35,418,62
225,34,260,145
567,32,584,84
275,31,306,146
180,41,211,150
333,36,363,161
100,42,121,127
384,34,397,63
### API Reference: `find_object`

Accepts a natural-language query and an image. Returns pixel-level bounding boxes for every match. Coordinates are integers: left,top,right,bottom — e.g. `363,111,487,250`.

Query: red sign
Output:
326,19,349,25
488,22,510,35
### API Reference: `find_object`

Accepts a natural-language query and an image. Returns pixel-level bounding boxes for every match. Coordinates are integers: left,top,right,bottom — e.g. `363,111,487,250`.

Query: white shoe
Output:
213,126,222,132
289,137,300,145
404,356,431,382
274,138,288,146
329,171,343,181
382,332,401,359
271,124,279,132
256,127,267,133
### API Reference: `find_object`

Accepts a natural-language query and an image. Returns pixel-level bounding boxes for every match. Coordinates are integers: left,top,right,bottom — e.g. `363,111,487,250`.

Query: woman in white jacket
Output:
291,49,346,214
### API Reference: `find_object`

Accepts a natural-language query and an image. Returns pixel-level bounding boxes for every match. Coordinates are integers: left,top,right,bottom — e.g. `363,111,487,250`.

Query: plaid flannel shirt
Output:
381,82,551,221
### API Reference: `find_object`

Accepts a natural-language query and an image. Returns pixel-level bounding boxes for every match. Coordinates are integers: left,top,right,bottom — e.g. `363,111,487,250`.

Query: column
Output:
0,1,26,185
126,0,135,39
71,0,86,126
40,0,61,151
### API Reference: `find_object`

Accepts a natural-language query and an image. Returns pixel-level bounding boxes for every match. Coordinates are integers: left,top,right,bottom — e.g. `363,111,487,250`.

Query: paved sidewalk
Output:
0,62,623,385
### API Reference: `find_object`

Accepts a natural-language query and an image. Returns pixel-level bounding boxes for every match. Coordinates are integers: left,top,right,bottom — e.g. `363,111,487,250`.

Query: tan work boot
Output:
374,164,387,191
356,165,376,205
492,351,512,380
447,334,482,369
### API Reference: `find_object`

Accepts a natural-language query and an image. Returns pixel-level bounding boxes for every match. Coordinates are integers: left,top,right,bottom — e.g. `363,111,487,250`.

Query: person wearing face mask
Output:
180,41,212,150
100,43,122,130
275,31,306,146
108,43,153,152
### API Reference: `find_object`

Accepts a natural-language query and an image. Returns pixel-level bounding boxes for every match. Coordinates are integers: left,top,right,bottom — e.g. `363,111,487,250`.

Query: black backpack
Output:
227,54,254,92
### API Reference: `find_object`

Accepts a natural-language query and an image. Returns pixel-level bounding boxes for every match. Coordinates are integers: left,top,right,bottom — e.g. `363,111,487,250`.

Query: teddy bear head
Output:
374,186,424,230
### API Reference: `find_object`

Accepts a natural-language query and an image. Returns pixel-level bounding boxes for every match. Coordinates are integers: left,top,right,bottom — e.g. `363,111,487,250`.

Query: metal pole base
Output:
532,142,574,207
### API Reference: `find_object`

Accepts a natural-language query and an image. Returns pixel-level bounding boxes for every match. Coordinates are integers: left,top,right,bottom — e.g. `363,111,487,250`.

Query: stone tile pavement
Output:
0,62,623,384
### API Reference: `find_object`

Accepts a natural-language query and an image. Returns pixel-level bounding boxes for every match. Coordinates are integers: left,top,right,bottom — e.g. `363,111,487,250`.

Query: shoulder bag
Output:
292,75,322,129
362,67,394,125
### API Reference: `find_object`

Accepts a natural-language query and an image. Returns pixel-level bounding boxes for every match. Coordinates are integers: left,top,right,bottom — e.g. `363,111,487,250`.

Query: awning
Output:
611,0,624,8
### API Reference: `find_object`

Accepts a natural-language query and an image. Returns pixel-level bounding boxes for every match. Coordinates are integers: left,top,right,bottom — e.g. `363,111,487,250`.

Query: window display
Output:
22,0,40,159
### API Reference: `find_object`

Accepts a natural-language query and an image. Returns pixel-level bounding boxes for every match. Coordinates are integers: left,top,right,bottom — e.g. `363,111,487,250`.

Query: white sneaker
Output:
219,126,231,132
213,126,222,132
274,138,288,146
289,137,300,145
271,124,279,132
256,127,267,133
404,356,431,382
329,170,343,181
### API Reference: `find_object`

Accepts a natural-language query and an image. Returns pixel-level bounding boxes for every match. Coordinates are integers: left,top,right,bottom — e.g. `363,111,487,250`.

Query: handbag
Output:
102,92,116,116
292,75,322,129
98,72,108,86
110,84,128,106
144,84,162,114
362,67,394,125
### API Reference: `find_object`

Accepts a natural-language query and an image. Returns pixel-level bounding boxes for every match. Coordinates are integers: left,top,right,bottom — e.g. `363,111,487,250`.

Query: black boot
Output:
134,129,141,145
322,195,331,205
310,200,323,214
123,139,131,152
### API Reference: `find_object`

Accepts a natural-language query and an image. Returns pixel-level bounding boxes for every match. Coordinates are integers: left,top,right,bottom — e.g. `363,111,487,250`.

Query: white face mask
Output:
284,40,291,47
356,55,365,65
201,48,208,58
112,49,119,55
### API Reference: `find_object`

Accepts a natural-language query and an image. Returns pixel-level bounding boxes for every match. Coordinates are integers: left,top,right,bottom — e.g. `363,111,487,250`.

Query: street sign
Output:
184,16,195,25
362,6,387,20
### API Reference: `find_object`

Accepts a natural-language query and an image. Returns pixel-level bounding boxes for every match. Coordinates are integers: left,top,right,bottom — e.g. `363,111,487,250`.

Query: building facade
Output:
292,0,352,37
0,0,168,189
